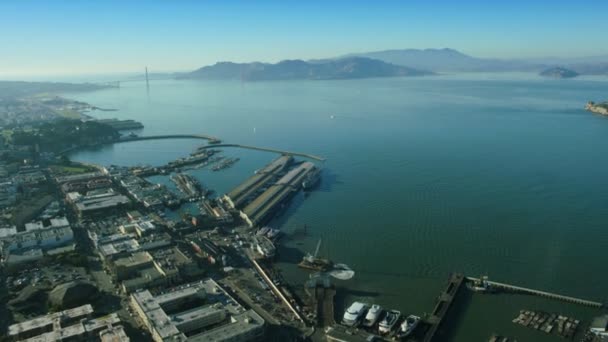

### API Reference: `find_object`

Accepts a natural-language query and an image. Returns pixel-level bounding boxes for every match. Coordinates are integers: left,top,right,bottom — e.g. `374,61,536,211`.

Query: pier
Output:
466,276,604,308
241,162,317,227
423,273,465,342
223,155,294,209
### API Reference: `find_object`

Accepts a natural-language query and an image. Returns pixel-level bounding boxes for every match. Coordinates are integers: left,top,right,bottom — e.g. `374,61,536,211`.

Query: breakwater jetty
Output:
62,134,326,161
196,143,326,161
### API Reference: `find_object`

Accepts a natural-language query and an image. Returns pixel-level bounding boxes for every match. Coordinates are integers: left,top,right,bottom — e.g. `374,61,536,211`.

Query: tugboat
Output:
298,239,333,272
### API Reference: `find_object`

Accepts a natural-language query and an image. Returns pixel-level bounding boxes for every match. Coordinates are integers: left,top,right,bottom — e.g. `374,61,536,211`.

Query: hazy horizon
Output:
2,0,608,79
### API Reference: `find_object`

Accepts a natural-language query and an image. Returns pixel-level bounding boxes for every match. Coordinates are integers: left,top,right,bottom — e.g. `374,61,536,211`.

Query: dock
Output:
466,276,604,308
423,273,465,342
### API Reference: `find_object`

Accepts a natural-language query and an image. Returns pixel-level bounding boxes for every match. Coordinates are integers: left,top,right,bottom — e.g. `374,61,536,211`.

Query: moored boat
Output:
342,302,369,327
378,309,401,334
363,304,383,327
398,314,421,338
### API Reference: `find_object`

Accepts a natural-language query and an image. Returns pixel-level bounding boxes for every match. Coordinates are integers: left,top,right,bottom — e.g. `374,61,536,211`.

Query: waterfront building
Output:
130,279,265,342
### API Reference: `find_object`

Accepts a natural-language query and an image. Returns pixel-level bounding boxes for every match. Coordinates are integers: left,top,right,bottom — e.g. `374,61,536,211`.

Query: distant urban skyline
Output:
2,0,608,78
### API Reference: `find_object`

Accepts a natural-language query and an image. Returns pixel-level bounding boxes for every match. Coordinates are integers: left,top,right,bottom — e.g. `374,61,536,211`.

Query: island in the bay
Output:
539,66,579,79
585,101,608,115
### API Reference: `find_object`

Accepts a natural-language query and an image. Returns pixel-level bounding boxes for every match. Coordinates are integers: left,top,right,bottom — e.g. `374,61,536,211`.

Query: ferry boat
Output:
378,310,401,334
342,302,369,327
398,314,421,338
362,304,383,327
302,167,321,190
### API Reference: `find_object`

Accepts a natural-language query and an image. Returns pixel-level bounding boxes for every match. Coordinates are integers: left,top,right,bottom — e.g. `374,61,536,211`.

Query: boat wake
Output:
328,263,355,280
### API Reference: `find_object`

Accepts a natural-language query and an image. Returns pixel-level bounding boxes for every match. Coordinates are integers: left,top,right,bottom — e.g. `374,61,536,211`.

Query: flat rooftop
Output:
131,279,263,341
8,304,94,337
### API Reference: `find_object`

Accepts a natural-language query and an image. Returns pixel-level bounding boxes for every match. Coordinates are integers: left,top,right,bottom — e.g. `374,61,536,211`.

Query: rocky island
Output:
539,67,579,79
585,101,608,115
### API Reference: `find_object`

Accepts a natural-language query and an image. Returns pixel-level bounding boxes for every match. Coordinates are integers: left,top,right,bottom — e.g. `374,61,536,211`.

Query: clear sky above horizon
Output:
1,0,608,78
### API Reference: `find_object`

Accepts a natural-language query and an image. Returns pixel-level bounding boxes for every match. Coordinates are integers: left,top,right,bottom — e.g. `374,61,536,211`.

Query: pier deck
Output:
241,162,315,227
466,277,603,308
224,155,293,209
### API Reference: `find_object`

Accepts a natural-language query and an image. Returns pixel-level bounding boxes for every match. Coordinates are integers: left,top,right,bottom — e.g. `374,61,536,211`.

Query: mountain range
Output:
175,48,608,81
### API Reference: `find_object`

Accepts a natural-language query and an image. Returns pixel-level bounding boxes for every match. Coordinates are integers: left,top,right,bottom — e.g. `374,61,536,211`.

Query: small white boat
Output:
362,304,383,327
378,310,401,334
399,314,421,337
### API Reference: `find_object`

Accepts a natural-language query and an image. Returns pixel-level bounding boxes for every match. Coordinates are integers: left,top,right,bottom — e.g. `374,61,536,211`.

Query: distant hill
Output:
178,57,433,81
0,81,111,101
340,48,608,74
340,48,538,72
539,67,579,78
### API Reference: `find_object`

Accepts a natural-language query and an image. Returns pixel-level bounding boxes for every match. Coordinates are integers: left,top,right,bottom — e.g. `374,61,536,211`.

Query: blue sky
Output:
1,0,607,77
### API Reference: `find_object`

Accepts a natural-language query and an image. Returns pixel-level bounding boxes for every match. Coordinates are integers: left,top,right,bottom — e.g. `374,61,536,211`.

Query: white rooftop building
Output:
0,217,74,266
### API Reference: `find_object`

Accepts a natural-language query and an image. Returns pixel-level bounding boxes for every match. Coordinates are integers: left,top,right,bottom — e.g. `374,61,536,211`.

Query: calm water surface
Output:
68,74,608,341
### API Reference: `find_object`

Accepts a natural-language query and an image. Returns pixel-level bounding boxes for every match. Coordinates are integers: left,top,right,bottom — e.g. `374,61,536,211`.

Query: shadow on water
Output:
356,269,440,281
315,167,341,193
276,244,307,265
268,191,307,228
432,286,473,342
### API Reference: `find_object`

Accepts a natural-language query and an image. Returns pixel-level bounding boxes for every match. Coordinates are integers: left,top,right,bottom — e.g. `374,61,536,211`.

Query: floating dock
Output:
223,155,293,209
466,276,604,308
423,273,465,342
